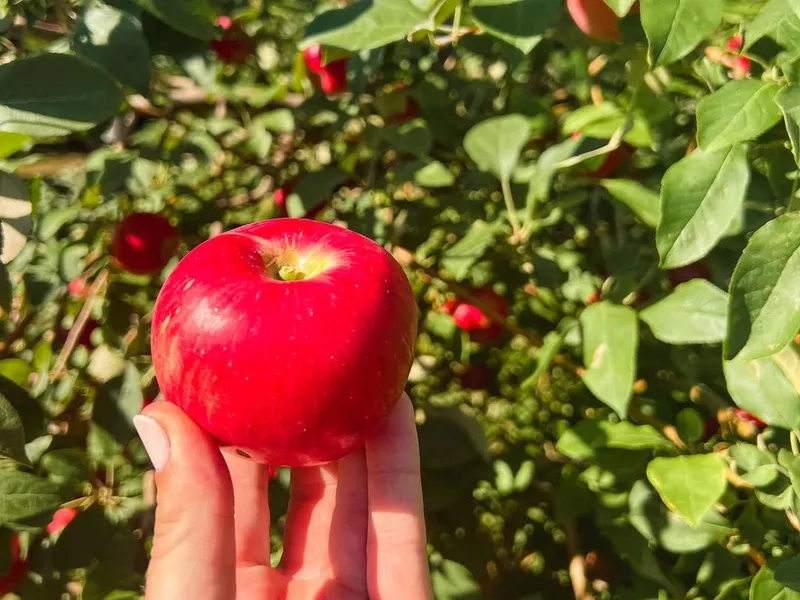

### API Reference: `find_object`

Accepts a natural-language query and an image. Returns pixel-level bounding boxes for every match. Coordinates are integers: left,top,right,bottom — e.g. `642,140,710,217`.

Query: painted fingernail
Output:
133,415,171,471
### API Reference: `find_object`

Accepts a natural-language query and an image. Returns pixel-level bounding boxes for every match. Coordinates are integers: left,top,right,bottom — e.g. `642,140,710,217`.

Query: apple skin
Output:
567,0,623,42
0,534,27,596
111,213,180,276
303,45,348,95
151,219,418,466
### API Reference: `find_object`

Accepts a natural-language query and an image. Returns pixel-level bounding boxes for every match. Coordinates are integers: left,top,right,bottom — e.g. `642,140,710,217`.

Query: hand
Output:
133,393,433,600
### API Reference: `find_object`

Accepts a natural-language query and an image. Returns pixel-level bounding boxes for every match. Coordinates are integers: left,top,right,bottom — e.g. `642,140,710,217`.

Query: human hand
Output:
133,393,433,599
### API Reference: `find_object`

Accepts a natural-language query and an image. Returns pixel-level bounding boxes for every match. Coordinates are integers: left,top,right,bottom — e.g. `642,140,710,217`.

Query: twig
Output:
501,177,522,240
565,522,593,600
49,269,109,382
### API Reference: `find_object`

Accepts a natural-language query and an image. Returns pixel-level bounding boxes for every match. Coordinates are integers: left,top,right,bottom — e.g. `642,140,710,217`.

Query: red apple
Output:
303,45,348,95
451,288,507,343
273,185,291,215
567,0,623,42
732,56,751,79
727,35,744,51
151,219,418,466
47,507,78,535
0,534,27,596
67,278,88,298
211,16,254,65
667,262,710,287
111,213,180,276
588,145,631,179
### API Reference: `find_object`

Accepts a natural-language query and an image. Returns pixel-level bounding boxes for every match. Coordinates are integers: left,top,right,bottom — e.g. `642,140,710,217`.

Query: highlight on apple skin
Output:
111,213,180,276
150,218,418,467
567,0,625,42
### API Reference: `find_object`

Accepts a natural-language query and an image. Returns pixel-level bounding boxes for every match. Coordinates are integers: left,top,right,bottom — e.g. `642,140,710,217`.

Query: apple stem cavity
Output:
278,265,306,281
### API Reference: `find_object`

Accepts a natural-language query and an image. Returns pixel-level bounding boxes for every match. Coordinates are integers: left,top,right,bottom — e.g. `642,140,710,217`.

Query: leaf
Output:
0,54,123,137
384,120,433,157
580,301,639,418
440,220,505,280
302,0,430,53
724,349,800,430
0,132,29,159
253,109,296,133
526,136,581,207
0,173,31,265
470,0,561,54
639,280,728,345
286,168,349,218
751,564,800,600
600,179,660,228
696,81,783,153
561,103,654,148
775,556,800,592
0,471,63,524
41,449,93,485
74,4,151,94
131,0,217,40
414,160,455,187
777,85,800,166
247,125,272,160
656,144,749,269
646,454,727,526
431,559,483,600
93,363,144,446
639,0,723,66
557,419,674,461
746,0,800,51
726,214,800,361
463,114,532,181
0,392,28,466
0,263,10,313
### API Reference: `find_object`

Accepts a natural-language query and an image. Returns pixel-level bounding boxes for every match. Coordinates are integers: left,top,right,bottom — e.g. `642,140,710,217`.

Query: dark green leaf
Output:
471,0,561,54
600,179,660,228
639,279,728,345
0,392,28,466
0,471,63,524
131,0,216,40
646,454,727,526
441,220,504,280
640,0,723,66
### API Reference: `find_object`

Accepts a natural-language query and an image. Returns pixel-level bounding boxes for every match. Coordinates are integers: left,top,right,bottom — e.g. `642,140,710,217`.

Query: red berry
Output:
211,17,254,64
451,288,508,343
67,278,88,298
441,298,459,315
733,56,751,78
0,534,27,596
318,60,348,95
273,186,291,214
586,290,601,304
587,145,631,179
111,213,180,276
667,262,710,287
217,15,233,30
727,35,744,51
453,304,489,331
303,45,324,73
735,409,767,430
47,507,78,535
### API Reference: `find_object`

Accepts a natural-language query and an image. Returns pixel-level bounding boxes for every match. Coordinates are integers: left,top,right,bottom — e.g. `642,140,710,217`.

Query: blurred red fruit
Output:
0,534,27,596
735,409,767,430
385,96,420,124
112,213,180,276
273,186,291,215
303,45,324,73
567,0,622,42
217,16,233,30
460,364,493,390
703,417,720,438
441,298,459,315
452,288,508,343
588,145,631,179
47,507,78,535
666,262,710,287
732,56,751,78
78,319,100,348
67,278,88,298
303,45,348,94
211,17,254,64
586,290,601,304
727,35,744,51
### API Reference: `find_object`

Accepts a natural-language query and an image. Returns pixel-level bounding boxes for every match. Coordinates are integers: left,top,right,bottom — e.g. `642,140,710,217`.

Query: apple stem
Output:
278,265,306,281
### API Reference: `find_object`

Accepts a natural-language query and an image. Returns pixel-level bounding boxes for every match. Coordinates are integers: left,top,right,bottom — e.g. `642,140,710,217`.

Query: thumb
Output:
134,402,236,600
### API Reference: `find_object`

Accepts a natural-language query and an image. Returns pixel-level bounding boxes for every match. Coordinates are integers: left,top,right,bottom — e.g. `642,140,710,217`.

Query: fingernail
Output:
133,415,171,471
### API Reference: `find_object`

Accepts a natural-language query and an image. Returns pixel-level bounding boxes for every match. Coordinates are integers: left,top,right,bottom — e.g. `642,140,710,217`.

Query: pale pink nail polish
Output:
133,415,171,471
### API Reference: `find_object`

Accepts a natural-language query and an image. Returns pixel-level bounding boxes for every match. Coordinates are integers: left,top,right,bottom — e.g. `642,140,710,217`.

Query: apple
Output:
450,287,508,343
303,45,348,95
0,534,27,596
732,56,751,79
666,262,710,287
67,278,88,298
385,95,420,124
273,185,291,215
111,213,180,276
211,16,254,65
727,35,744,51
567,0,624,42
587,145,631,179
151,219,418,466
47,507,78,535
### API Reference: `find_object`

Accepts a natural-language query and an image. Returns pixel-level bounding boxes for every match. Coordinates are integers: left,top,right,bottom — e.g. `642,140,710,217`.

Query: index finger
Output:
365,393,433,600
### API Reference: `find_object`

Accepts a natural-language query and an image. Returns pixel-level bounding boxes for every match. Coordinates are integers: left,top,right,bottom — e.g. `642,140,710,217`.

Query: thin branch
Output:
501,176,522,240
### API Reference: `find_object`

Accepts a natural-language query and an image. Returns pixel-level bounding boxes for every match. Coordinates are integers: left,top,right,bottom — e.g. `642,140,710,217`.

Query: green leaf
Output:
580,301,638,418
0,392,28,466
696,81,783,153
656,144,749,269
414,160,455,187
640,0,723,66
526,136,581,207
0,471,63,524
557,419,674,461
441,220,505,280
131,0,217,40
646,454,727,526
746,0,800,51
775,556,800,593
470,0,561,54
603,0,638,16
751,564,800,600
302,0,430,53
431,559,483,600
463,114,531,181
0,54,123,137
639,280,728,345
600,179,660,228
41,449,93,485
384,120,433,157
92,363,143,445
726,214,800,361
724,349,800,430
74,4,151,94
246,125,272,160
286,168,348,218
0,132,29,159
0,173,30,265
253,109,296,133
0,263,9,314
561,103,654,148
777,85,800,166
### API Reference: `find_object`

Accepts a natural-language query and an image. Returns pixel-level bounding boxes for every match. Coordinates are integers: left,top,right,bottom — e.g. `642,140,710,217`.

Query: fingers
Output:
365,394,433,600
222,451,272,567
135,402,236,600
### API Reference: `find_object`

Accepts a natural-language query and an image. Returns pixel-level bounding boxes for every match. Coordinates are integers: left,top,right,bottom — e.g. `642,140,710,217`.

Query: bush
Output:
0,0,799,598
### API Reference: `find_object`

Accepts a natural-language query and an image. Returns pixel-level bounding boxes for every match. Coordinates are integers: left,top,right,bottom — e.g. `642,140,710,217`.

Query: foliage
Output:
1,0,800,598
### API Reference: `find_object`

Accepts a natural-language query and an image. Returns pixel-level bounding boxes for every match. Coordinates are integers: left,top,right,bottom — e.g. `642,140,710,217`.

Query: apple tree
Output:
1,0,800,598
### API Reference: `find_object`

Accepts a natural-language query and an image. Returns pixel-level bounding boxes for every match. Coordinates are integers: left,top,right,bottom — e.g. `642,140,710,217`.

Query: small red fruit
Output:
441,298,459,315
586,290,601,304
385,96,420,124
666,262,710,287
211,16,254,65
217,16,233,31
111,213,180,276
67,278,88,298
735,409,767,430
273,186,291,215
703,417,720,438
460,364,493,390
303,45,324,73
47,507,78,535
303,45,348,95
0,534,27,596
567,0,623,42
151,219,418,467
727,35,744,51
588,145,631,179
732,56,751,79
451,288,508,343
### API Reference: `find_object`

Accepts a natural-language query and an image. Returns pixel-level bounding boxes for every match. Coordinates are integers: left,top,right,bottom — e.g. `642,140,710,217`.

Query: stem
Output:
50,269,109,382
501,176,522,239
452,3,462,44
789,171,800,212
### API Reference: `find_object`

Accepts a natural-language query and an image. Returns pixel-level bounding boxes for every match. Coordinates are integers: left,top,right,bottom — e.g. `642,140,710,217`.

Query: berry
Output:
727,35,744,51
451,288,508,343
111,213,180,276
